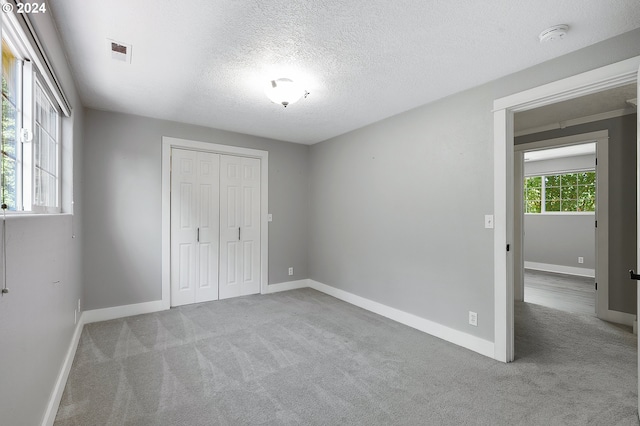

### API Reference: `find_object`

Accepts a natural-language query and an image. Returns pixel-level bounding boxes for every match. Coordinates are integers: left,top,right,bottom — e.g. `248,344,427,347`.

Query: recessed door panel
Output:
243,241,253,282
180,183,193,228
179,244,192,290
226,241,238,285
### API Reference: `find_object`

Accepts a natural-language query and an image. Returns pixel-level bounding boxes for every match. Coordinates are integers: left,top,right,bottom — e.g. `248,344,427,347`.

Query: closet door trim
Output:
161,137,269,310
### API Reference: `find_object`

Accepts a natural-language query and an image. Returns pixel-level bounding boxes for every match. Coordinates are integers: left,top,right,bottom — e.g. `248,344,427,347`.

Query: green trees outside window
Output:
524,171,595,213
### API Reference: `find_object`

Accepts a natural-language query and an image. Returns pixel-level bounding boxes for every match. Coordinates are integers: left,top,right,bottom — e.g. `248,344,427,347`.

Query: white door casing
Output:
636,64,639,416
162,137,269,309
493,55,640,363
170,148,220,306
219,155,261,299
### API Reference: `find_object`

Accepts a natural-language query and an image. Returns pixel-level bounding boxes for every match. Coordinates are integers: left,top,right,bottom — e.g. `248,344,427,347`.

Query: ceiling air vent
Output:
108,39,132,63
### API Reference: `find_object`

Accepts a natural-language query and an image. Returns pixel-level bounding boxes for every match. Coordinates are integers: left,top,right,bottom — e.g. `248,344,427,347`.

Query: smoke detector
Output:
538,25,569,43
108,39,132,63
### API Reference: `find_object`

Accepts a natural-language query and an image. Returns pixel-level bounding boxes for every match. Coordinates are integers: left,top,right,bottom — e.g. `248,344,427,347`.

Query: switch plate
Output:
484,215,494,229
288,267,293,276
267,214,273,222
578,257,584,264
469,311,478,326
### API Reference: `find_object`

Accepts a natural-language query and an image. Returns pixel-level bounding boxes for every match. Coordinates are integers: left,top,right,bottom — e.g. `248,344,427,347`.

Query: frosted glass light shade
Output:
265,78,305,107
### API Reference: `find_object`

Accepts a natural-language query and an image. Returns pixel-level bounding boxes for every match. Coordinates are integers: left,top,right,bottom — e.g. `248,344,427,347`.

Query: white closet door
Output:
219,155,261,299
171,149,198,306
195,152,220,303
170,148,219,307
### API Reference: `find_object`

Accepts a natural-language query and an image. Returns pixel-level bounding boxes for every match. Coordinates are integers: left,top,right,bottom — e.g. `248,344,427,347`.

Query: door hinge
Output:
595,157,598,166
595,220,597,228
595,282,597,290
506,244,510,252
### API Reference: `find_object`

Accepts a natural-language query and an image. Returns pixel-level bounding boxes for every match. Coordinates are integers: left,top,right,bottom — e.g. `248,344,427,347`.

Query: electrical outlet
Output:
469,311,478,326
288,267,294,276
578,257,584,264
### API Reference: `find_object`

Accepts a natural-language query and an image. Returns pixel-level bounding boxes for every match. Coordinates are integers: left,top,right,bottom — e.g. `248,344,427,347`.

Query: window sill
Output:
0,212,72,219
525,212,595,216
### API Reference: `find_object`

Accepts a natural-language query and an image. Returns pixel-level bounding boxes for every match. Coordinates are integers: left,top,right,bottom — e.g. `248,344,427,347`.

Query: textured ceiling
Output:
515,84,637,132
49,0,640,144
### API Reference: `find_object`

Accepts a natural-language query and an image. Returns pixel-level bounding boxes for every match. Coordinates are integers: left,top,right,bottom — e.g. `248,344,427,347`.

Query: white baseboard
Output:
83,300,166,324
308,280,495,360
41,312,85,426
525,261,595,278
264,279,309,294
599,309,636,327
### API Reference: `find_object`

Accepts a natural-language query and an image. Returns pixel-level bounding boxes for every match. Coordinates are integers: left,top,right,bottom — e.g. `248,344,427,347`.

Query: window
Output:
524,171,596,213
33,80,60,210
1,40,19,210
1,33,61,213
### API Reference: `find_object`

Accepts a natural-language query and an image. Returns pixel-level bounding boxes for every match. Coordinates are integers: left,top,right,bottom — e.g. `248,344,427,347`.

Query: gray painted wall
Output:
516,114,637,313
309,28,640,341
523,155,596,271
0,11,85,426
524,215,595,269
82,109,309,310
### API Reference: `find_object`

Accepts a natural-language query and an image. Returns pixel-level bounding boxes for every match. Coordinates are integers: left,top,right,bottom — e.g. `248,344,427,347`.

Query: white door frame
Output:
161,136,269,309
636,63,640,415
514,133,608,317
493,55,640,363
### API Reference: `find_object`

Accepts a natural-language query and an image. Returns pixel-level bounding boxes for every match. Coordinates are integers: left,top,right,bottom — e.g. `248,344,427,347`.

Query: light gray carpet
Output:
55,289,638,425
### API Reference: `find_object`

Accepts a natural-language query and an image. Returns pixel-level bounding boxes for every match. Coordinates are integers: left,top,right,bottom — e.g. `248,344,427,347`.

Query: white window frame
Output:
31,76,61,213
1,12,62,214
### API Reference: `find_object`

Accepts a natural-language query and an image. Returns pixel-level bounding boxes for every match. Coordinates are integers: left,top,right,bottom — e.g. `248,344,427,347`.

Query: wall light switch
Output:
484,215,494,229
267,214,273,222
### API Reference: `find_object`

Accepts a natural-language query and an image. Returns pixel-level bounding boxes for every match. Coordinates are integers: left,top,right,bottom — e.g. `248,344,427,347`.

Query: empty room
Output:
1,1,640,425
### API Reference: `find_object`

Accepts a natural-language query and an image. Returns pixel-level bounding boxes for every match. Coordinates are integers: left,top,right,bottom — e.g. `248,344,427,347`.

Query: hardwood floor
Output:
524,269,595,316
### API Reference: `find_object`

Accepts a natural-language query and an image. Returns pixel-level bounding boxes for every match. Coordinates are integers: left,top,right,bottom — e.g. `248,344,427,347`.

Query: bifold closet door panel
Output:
170,148,220,307
219,155,261,300
171,149,198,307
194,152,220,303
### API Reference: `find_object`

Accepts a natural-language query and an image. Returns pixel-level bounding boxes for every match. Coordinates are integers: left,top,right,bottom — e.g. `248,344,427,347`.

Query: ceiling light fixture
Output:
538,24,569,43
265,78,309,107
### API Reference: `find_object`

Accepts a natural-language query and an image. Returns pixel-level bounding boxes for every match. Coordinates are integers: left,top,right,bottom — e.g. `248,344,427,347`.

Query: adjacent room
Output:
521,142,598,315
0,1,639,425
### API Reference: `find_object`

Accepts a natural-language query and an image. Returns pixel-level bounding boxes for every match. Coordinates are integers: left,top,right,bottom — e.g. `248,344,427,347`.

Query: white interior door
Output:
195,152,220,303
170,148,220,307
219,155,261,299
